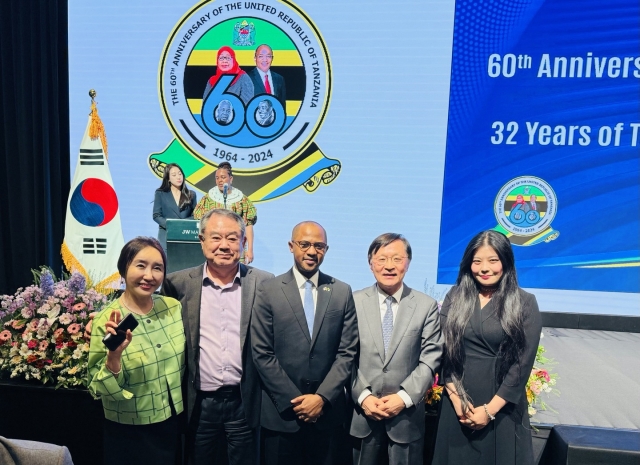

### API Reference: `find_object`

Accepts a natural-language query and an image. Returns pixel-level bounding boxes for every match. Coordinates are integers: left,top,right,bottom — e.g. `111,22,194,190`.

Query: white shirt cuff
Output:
358,389,373,406
398,389,413,408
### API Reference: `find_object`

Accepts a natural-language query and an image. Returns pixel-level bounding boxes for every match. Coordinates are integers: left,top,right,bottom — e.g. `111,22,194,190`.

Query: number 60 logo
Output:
201,75,286,139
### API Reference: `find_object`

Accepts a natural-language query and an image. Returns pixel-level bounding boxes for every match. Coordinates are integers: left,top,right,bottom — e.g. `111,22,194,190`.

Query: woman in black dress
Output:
152,163,196,251
433,230,541,464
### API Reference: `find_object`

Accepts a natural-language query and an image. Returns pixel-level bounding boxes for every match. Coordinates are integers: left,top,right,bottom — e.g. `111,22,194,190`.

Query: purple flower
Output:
40,271,55,299
68,273,86,295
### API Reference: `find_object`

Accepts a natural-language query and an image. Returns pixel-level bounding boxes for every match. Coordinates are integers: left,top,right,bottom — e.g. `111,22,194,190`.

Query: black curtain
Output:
0,1,70,294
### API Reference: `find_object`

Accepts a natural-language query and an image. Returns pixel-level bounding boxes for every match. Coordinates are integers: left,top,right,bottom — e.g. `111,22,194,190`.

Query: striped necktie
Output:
382,296,394,355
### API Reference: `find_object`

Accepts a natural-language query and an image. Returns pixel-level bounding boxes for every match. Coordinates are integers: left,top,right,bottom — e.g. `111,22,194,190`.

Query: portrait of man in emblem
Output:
255,99,275,127
215,99,234,125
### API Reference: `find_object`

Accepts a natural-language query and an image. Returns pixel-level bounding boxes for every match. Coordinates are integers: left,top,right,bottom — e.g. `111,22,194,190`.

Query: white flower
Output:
528,406,537,416
19,344,31,357
72,348,83,359
47,307,60,319
58,313,73,325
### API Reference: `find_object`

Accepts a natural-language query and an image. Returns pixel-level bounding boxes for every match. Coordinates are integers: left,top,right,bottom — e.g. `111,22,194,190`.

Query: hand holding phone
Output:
102,311,138,352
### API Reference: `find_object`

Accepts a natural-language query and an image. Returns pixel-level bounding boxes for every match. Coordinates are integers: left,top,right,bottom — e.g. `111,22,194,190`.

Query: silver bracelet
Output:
106,364,122,376
483,404,495,421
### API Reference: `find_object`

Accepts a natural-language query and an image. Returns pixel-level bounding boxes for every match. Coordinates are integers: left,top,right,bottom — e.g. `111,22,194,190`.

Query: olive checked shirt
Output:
88,295,186,425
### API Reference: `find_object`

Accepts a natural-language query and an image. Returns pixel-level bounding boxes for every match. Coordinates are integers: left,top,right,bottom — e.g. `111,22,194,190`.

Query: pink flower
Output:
53,328,64,337
27,339,38,349
0,330,11,342
29,320,39,330
530,380,542,395
67,323,81,334
39,340,49,351
11,320,25,330
72,302,87,312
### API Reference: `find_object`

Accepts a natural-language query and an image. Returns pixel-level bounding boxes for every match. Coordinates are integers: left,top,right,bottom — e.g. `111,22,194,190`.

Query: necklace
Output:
479,285,498,297
120,294,153,316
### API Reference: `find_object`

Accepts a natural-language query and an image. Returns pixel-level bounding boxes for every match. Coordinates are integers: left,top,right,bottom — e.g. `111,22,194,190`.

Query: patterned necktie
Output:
264,74,272,94
382,296,394,355
304,280,315,335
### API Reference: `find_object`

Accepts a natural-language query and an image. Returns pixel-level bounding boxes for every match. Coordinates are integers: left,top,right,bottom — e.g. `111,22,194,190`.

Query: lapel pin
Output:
322,286,330,291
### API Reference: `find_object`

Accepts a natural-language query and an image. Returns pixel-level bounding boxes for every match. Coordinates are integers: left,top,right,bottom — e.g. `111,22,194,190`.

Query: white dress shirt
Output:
256,68,273,94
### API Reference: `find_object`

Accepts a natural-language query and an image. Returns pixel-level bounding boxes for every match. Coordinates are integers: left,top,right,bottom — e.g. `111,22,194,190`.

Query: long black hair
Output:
157,163,194,210
443,230,526,412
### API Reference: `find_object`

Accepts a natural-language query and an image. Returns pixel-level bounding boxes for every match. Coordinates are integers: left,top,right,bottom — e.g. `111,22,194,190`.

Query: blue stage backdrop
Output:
69,0,639,315
438,0,640,294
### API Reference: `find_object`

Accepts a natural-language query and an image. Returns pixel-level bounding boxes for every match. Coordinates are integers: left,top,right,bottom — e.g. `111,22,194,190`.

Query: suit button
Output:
383,368,388,373
306,381,310,385
146,319,151,324
310,354,314,359
156,344,162,348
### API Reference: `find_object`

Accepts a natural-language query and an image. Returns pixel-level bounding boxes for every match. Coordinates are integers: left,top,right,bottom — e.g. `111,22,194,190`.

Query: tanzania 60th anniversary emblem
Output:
148,0,340,201
493,176,559,246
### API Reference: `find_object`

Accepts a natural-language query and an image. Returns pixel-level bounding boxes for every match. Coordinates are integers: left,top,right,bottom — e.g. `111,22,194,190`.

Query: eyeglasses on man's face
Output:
373,256,407,266
293,241,328,252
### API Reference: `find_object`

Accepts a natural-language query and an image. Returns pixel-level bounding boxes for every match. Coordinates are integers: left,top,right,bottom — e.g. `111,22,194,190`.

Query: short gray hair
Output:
367,233,412,262
199,209,245,237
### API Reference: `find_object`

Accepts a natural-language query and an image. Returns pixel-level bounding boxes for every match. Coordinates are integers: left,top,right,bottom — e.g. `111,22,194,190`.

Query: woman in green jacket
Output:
88,237,186,465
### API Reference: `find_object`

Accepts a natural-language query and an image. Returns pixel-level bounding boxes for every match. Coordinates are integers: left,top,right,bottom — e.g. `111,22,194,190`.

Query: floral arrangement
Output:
526,339,559,417
0,268,112,388
425,373,443,406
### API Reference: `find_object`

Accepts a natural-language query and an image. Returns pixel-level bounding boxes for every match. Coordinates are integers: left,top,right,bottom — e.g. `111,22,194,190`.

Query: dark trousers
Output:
187,387,257,465
262,425,343,465
103,415,181,465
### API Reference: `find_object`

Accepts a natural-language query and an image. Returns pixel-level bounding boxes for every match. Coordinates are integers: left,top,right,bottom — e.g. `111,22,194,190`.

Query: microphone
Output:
223,183,228,208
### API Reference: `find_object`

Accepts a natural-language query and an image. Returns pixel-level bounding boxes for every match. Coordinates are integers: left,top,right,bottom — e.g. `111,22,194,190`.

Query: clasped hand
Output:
361,393,405,421
455,402,489,430
291,394,324,423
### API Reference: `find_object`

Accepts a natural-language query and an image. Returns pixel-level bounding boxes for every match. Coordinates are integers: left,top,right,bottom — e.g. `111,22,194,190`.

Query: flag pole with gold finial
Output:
88,89,108,160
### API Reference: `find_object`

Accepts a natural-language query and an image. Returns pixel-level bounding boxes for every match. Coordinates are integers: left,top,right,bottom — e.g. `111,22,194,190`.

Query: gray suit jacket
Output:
162,263,274,428
0,437,73,465
251,268,358,433
350,285,443,444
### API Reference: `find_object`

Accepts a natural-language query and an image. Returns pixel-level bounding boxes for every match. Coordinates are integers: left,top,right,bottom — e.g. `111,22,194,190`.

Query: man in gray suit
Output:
0,437,73,465
162,209,274,465
251,221,358,465
351,233,442,465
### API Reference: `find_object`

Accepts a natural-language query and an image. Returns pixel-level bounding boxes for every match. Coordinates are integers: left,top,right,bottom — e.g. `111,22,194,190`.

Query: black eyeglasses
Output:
293,241,328,252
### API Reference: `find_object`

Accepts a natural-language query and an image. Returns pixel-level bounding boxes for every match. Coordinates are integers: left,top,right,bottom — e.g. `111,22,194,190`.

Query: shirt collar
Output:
292,266,319,289
376,283,404,305
256,68,272,80
202,263,241,288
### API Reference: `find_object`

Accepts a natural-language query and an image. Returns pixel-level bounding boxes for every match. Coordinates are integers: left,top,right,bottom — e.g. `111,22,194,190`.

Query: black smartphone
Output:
102,313,139,351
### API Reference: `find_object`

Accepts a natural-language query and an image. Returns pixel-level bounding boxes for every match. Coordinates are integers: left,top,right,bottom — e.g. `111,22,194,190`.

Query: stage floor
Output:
532,327,640,430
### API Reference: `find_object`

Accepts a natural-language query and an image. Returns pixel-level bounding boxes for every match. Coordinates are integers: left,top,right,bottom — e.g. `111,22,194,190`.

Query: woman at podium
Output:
153,163,197,250
193,162,257,263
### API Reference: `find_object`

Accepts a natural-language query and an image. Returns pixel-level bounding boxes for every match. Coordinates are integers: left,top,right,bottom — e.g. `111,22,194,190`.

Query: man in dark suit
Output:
163,208,274,465
350,233,442,465
248,44,287,108
251,221,358,465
